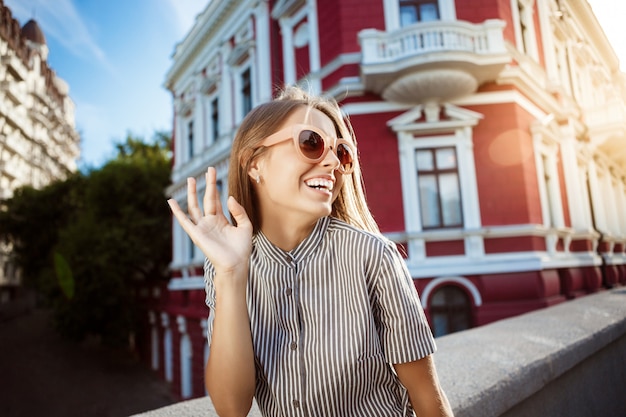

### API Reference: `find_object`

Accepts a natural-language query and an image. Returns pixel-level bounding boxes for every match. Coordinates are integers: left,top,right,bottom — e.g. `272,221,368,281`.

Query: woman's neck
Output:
260,216,320,252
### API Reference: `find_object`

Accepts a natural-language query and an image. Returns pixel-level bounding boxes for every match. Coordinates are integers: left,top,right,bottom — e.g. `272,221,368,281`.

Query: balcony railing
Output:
358,19,508,103
584,98,626,165
359,19,506,65
584,98,626,132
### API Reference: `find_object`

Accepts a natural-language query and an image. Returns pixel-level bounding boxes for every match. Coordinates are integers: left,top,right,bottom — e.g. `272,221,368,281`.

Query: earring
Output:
256,175,260,184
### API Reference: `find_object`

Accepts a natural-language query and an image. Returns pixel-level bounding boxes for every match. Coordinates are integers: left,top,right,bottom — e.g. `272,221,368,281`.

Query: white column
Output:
254,2,273,103
458,127,484,258
177,315,193,399
546,151,565,228
604,174,619,235
307,0,322,93
220,43,234,132
161,313,173,382
280,17,296,85
616,179,626,236
560,133,586,229
578,167,593,229
587,160,607,232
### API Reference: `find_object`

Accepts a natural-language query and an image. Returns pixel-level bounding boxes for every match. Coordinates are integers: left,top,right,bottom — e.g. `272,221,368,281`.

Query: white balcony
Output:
584,98,626,165
1,54,28,81
358,19,509,104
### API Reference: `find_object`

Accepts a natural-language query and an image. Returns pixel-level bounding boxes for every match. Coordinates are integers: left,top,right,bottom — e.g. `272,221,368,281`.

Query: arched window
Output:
430,285,471,337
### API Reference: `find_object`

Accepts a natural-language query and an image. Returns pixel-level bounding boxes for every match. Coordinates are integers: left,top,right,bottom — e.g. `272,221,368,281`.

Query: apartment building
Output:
0,1,80,298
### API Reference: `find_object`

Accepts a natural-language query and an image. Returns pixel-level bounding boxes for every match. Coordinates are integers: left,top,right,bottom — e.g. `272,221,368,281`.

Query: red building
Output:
144,0,626,399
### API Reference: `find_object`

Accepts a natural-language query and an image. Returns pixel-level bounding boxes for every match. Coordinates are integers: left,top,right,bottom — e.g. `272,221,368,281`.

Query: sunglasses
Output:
259,124,356,174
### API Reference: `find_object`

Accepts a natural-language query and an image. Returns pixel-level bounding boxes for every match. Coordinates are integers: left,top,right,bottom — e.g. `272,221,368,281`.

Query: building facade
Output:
150,0,626,399
0,1,81,299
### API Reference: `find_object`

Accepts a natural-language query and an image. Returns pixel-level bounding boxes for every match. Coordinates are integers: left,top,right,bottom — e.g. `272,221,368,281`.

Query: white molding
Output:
168,277,205,291
406,250,601,278
452,90,547,119
340,90,549,119
341,101,411,116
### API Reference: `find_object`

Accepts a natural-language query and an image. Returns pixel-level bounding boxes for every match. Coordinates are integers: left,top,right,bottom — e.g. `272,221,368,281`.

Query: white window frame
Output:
232,61,256,124
277,1,321,92
511,0,539,61
383,0,456,31
533,136,564,229
390,104,483,263
202,90,221,148
185,118,195,161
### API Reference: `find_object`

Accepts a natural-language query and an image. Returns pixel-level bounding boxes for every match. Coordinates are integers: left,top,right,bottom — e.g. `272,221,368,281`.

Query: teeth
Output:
305,179,334,191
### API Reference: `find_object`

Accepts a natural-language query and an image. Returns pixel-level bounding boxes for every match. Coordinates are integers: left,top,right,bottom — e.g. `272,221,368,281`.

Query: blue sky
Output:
6,0,207,168
4,0,625,169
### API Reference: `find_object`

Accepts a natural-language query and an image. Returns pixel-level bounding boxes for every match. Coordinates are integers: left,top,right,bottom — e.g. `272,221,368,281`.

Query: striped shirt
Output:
204,216,436,417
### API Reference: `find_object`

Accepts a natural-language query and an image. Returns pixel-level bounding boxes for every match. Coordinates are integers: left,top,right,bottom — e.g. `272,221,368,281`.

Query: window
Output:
540,155,554,227
187,120,194,159
537,149,564,229
188,236,195,261
241,68,252,116
513,0,538,60
518,2,529,52
210,97,219,143
400,0,439,26
416,147,463,229
430,286,471,337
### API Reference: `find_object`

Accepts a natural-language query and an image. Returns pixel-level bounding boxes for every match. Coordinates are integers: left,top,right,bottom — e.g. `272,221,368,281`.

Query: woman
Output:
168,86,453,417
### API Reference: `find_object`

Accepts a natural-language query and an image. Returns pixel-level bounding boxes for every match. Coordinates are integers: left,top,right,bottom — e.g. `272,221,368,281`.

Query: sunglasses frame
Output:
259,124,356,174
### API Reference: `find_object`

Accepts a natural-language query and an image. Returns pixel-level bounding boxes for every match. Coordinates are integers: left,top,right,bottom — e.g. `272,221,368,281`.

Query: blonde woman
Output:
168,86,453,417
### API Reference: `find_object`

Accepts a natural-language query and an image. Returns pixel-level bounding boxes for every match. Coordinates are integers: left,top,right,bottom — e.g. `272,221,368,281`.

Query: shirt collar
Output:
253,216,331,265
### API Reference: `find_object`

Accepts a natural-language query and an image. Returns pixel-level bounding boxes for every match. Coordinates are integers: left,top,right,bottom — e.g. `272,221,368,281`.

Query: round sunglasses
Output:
259,124,356,174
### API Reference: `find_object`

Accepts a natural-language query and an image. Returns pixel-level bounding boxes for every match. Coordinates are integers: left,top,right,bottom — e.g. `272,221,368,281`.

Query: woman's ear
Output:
248,157,262,184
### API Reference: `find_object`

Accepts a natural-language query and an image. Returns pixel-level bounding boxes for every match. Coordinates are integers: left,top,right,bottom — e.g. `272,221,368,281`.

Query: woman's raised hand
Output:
167,167,253,276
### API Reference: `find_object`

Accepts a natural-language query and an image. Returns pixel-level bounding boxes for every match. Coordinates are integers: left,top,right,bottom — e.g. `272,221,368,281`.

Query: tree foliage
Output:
0,132,172,346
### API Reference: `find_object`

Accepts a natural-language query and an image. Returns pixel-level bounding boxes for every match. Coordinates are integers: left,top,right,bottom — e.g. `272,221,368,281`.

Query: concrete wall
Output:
133,288,626,417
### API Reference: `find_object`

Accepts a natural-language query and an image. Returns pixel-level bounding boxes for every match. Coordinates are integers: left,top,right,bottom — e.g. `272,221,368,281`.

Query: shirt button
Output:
292,400,300,408
290,341,297,350
285,288,292,296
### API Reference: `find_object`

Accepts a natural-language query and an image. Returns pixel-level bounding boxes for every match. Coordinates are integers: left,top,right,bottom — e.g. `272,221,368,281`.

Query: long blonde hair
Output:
228,85,380,235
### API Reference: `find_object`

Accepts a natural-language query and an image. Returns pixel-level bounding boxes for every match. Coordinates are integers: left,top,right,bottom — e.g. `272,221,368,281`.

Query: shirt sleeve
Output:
371,239,436,364
204,257,216,344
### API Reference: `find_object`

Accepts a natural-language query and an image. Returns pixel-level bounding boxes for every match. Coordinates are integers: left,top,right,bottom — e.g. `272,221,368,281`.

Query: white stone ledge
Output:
435,287,626,416
133,288,626,417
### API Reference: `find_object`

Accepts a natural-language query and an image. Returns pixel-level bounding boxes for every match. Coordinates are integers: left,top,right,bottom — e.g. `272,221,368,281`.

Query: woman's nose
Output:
321,145,341,170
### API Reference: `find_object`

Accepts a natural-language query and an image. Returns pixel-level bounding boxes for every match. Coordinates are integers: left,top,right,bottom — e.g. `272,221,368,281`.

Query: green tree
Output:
0,174,86,293
0,132,172,346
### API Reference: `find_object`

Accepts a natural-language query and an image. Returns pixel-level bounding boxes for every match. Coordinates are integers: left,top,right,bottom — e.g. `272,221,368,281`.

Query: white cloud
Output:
4,0,115,74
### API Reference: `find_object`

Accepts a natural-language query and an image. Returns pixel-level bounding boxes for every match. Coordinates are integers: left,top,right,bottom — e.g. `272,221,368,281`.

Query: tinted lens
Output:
298,130,325,159
336,143,354,172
